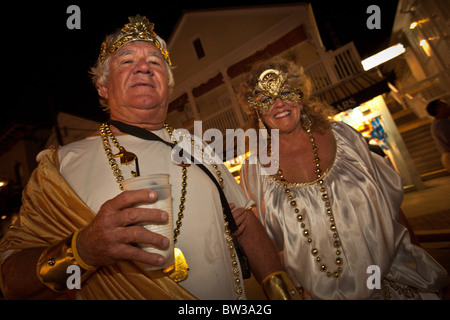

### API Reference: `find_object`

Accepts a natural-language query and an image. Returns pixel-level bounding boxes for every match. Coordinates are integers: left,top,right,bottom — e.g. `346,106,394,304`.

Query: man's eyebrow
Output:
148,51,164,60
117,49,134,57
116,49,164,59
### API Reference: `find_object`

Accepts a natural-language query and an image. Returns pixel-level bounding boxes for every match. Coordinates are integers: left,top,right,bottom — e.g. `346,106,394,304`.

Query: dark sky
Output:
3,0,398,129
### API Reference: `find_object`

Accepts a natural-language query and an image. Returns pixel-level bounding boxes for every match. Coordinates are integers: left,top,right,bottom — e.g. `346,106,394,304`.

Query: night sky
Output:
3,0,398,130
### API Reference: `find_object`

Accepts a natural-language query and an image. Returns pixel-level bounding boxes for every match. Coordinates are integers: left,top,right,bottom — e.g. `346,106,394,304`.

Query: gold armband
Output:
36,230,96,292
261,271,305,300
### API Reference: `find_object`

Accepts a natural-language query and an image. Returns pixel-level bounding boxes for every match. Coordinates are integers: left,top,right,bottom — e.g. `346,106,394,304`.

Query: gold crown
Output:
99,15,172,66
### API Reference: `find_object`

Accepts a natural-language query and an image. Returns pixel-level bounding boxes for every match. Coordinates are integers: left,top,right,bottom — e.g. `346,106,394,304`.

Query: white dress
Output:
58,128,251,300
240,121,449,299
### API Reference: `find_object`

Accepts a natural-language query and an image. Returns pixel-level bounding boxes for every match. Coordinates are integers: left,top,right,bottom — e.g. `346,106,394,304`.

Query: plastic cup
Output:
122,174,169,188
122,175,174,271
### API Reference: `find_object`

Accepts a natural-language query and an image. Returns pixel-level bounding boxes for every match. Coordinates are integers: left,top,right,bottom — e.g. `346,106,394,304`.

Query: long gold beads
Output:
276,126,344,279
164,123,243,299
163,164,190,283
100,123,138,190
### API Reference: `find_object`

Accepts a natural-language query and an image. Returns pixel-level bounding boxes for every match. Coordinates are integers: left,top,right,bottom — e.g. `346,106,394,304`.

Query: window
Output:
193,38,206,60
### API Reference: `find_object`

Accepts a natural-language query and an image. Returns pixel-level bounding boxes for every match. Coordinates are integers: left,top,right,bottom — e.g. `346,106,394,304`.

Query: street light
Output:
361,43,406,71
409,19,429,29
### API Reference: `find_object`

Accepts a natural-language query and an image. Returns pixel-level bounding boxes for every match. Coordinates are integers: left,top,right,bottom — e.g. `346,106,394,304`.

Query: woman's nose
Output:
272,97,284,108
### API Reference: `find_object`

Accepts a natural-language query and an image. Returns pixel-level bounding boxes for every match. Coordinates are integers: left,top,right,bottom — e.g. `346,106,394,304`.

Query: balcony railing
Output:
184,42,365,133
392,69,450,119
398,69,450,103
304,42,363,92
303,60,332,92
185,106,245,133
330,44,364,80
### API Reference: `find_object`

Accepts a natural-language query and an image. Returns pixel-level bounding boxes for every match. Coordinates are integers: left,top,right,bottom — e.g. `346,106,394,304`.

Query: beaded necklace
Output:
99,122,244,298
273,118,344,279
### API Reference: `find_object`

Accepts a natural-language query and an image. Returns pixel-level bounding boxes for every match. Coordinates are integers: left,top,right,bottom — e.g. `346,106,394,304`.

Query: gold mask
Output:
99,15,172,66
248,69,301,115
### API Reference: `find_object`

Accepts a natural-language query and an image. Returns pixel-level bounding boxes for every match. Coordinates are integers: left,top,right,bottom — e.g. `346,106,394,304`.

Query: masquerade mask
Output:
248,69,301,115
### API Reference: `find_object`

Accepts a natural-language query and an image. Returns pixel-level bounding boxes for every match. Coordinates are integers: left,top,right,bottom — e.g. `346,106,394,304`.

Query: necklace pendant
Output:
163,248,189,283
114,146,137,165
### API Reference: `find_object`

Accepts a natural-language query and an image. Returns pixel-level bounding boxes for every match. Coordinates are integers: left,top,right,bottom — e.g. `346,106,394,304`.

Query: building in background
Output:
383,0,450,180
2,2,449,232
165,3,426,189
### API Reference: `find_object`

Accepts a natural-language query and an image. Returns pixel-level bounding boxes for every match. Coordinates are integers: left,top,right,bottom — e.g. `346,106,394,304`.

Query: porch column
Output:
221,68,245,128
187,90,201,120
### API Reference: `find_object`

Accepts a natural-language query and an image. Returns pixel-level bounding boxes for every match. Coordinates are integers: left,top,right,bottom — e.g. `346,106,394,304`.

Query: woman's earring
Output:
258,117,266,130
257,112,269,139
301,110,312,130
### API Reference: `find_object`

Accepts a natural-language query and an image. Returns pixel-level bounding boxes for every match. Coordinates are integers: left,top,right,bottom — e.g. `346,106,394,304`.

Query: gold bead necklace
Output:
164,124,243,298
100,123,138,190
99,123,243,298
274,120,344,279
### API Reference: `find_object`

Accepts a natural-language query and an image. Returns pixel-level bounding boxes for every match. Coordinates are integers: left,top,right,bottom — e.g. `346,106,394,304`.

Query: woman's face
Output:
249,68,303,133
260,98,302,134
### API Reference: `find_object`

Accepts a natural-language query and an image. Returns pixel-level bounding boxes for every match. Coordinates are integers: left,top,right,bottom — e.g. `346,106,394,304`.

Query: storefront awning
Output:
314,70,394,112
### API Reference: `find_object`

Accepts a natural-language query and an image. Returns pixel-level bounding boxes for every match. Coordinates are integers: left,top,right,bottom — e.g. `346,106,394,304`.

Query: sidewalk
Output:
401,175,450,274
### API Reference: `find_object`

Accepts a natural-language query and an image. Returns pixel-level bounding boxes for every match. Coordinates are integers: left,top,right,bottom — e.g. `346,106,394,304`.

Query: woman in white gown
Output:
237,57,449,299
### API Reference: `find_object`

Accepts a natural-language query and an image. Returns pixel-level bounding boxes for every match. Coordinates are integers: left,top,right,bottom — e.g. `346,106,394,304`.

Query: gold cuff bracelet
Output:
261,271,305,300
36,231,96,292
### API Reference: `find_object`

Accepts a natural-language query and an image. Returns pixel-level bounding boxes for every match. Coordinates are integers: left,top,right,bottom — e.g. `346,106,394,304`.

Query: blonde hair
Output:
238,57,335,133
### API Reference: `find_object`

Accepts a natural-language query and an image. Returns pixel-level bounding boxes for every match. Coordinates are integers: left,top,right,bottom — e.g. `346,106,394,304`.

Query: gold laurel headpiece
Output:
248,69,301,115
99,15,172,66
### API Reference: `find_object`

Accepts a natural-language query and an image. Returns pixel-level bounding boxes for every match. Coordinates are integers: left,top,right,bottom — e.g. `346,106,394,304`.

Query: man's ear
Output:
97,82,108,100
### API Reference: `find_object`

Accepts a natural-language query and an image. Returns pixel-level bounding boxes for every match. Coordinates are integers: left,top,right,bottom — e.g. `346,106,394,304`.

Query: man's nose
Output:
133,58,153,74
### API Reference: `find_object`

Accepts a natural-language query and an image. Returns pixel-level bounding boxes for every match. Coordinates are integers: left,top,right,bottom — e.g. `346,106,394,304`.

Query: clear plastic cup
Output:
122,175,174,271
122,174,169,188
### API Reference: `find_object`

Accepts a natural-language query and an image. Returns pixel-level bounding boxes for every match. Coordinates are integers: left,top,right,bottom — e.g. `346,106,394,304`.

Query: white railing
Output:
303,60,332,92
329,44,363,81
304,42,363,92
392,69,450,119
184,43,365,132
185,106,240,133
398,69,450,103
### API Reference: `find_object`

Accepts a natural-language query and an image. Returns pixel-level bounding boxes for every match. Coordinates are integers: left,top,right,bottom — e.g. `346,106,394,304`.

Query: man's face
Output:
99,42,170,128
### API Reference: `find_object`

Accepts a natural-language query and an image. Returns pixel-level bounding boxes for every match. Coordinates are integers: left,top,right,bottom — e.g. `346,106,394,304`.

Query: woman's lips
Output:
273,110,291,119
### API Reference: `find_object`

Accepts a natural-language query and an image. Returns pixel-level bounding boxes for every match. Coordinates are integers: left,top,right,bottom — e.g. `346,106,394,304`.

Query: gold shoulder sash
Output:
0,148,196,300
